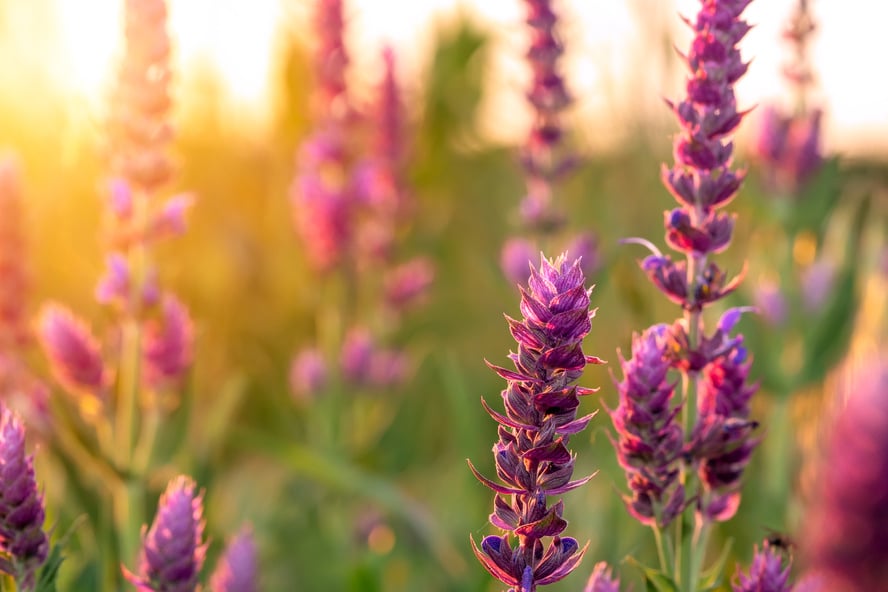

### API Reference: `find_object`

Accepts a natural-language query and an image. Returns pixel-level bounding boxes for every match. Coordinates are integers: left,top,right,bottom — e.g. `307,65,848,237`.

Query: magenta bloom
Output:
124,475,207,592
732,541,791,592
0,404,48,589
501,239,536,287
209,528,258,592
609,325,684,527
470,254,603,590
383,257,434,311
37,305,107,398
142,294,194,389
584,562,620,592
800,355,888,590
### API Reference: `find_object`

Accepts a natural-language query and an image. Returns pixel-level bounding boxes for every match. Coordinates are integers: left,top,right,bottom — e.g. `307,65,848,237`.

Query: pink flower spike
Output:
95,253,131,306
37,305,108,399
209,527,258,592
150,192,195,240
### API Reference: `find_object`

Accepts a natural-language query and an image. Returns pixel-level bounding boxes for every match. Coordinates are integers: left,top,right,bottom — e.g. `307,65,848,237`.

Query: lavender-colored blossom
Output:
367,349,408,389
208,527,258,592
565,232,600,279
149,193,195,240
340,328,374,385
470,254,602,590
142,294,193,389
37,305,108,398
95,253,131,307
289,347,327,402
799,355,888,590
799,259,834,313
0,404,48,589
609,325,685,528
108,0,174,194
502,238,536,287
584,562,620,592
124,475,207,592
732,541,791,592
312,0,349,120
753,282,787,326
383,257,434,311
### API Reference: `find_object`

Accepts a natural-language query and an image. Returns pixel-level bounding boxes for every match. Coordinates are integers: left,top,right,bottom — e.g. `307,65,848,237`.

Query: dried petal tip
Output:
732,541,791,592
585,562,620,592
209,527,258,592
124,475,207,592
0,403,48,588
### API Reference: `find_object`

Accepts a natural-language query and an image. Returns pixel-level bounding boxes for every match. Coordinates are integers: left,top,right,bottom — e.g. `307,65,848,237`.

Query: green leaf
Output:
237,428,467,581
34,516,85,592
698,538,734,591
626,556,680,592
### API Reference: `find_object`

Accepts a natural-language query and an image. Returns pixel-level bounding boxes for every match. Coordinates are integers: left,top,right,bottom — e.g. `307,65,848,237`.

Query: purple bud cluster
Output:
470,254,603,590
799,355,888,590
614,0,758,526
732,541,792,592
0,404,48,590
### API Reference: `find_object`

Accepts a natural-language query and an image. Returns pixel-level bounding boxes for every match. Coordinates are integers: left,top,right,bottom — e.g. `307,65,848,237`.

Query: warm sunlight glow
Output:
42,0,888,153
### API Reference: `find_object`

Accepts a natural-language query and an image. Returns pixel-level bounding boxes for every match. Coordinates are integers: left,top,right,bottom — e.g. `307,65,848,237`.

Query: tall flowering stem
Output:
469,254,603,590
502,0,599,288
36,0,195,581
615,1,758,588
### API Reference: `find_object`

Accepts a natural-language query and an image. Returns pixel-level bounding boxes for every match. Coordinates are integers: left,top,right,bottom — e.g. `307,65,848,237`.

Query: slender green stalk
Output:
652,523,670,574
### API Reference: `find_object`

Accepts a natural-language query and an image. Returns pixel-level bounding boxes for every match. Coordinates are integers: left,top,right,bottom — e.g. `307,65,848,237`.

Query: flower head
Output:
0,403,48,589
124,475,207,592
142,294,194,389
584,562,620,592
470,253,602,590
732,540,791,592
37,305,108,399
289,347,327,402
209,527,258,592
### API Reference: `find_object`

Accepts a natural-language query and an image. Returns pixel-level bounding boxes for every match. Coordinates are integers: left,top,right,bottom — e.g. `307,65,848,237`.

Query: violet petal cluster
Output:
0,404,48,590
124,475,207,592
470,254,602,590
208,528,258,592
584,562,621,592
732,541,791,592
37,304,108,401
609,325,685,528
800,355,888,590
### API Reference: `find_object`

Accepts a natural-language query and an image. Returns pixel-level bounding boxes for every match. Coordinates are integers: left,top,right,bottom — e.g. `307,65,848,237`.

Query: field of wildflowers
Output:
0,0,886,590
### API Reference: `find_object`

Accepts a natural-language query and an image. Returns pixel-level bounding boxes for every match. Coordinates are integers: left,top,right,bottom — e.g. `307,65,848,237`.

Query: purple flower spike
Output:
37,304,108,399
470,253,601,590
800,355,888,590
209,527,258,592
0,403,48,589
502,238,536,287
584,562,620,592
124,475,207,592
609,325,685,528
142,294,194,389
732,541,791,592
383,257,435,312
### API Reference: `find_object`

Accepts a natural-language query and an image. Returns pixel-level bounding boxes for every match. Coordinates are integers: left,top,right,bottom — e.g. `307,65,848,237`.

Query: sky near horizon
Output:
37,0,888,155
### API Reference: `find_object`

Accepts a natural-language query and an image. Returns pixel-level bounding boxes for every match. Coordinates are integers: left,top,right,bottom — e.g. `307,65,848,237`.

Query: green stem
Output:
688,518,710,592
651,524,669,574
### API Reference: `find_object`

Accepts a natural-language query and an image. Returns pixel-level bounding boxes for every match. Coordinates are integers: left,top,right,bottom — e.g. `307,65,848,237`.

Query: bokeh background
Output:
1,0,887,590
